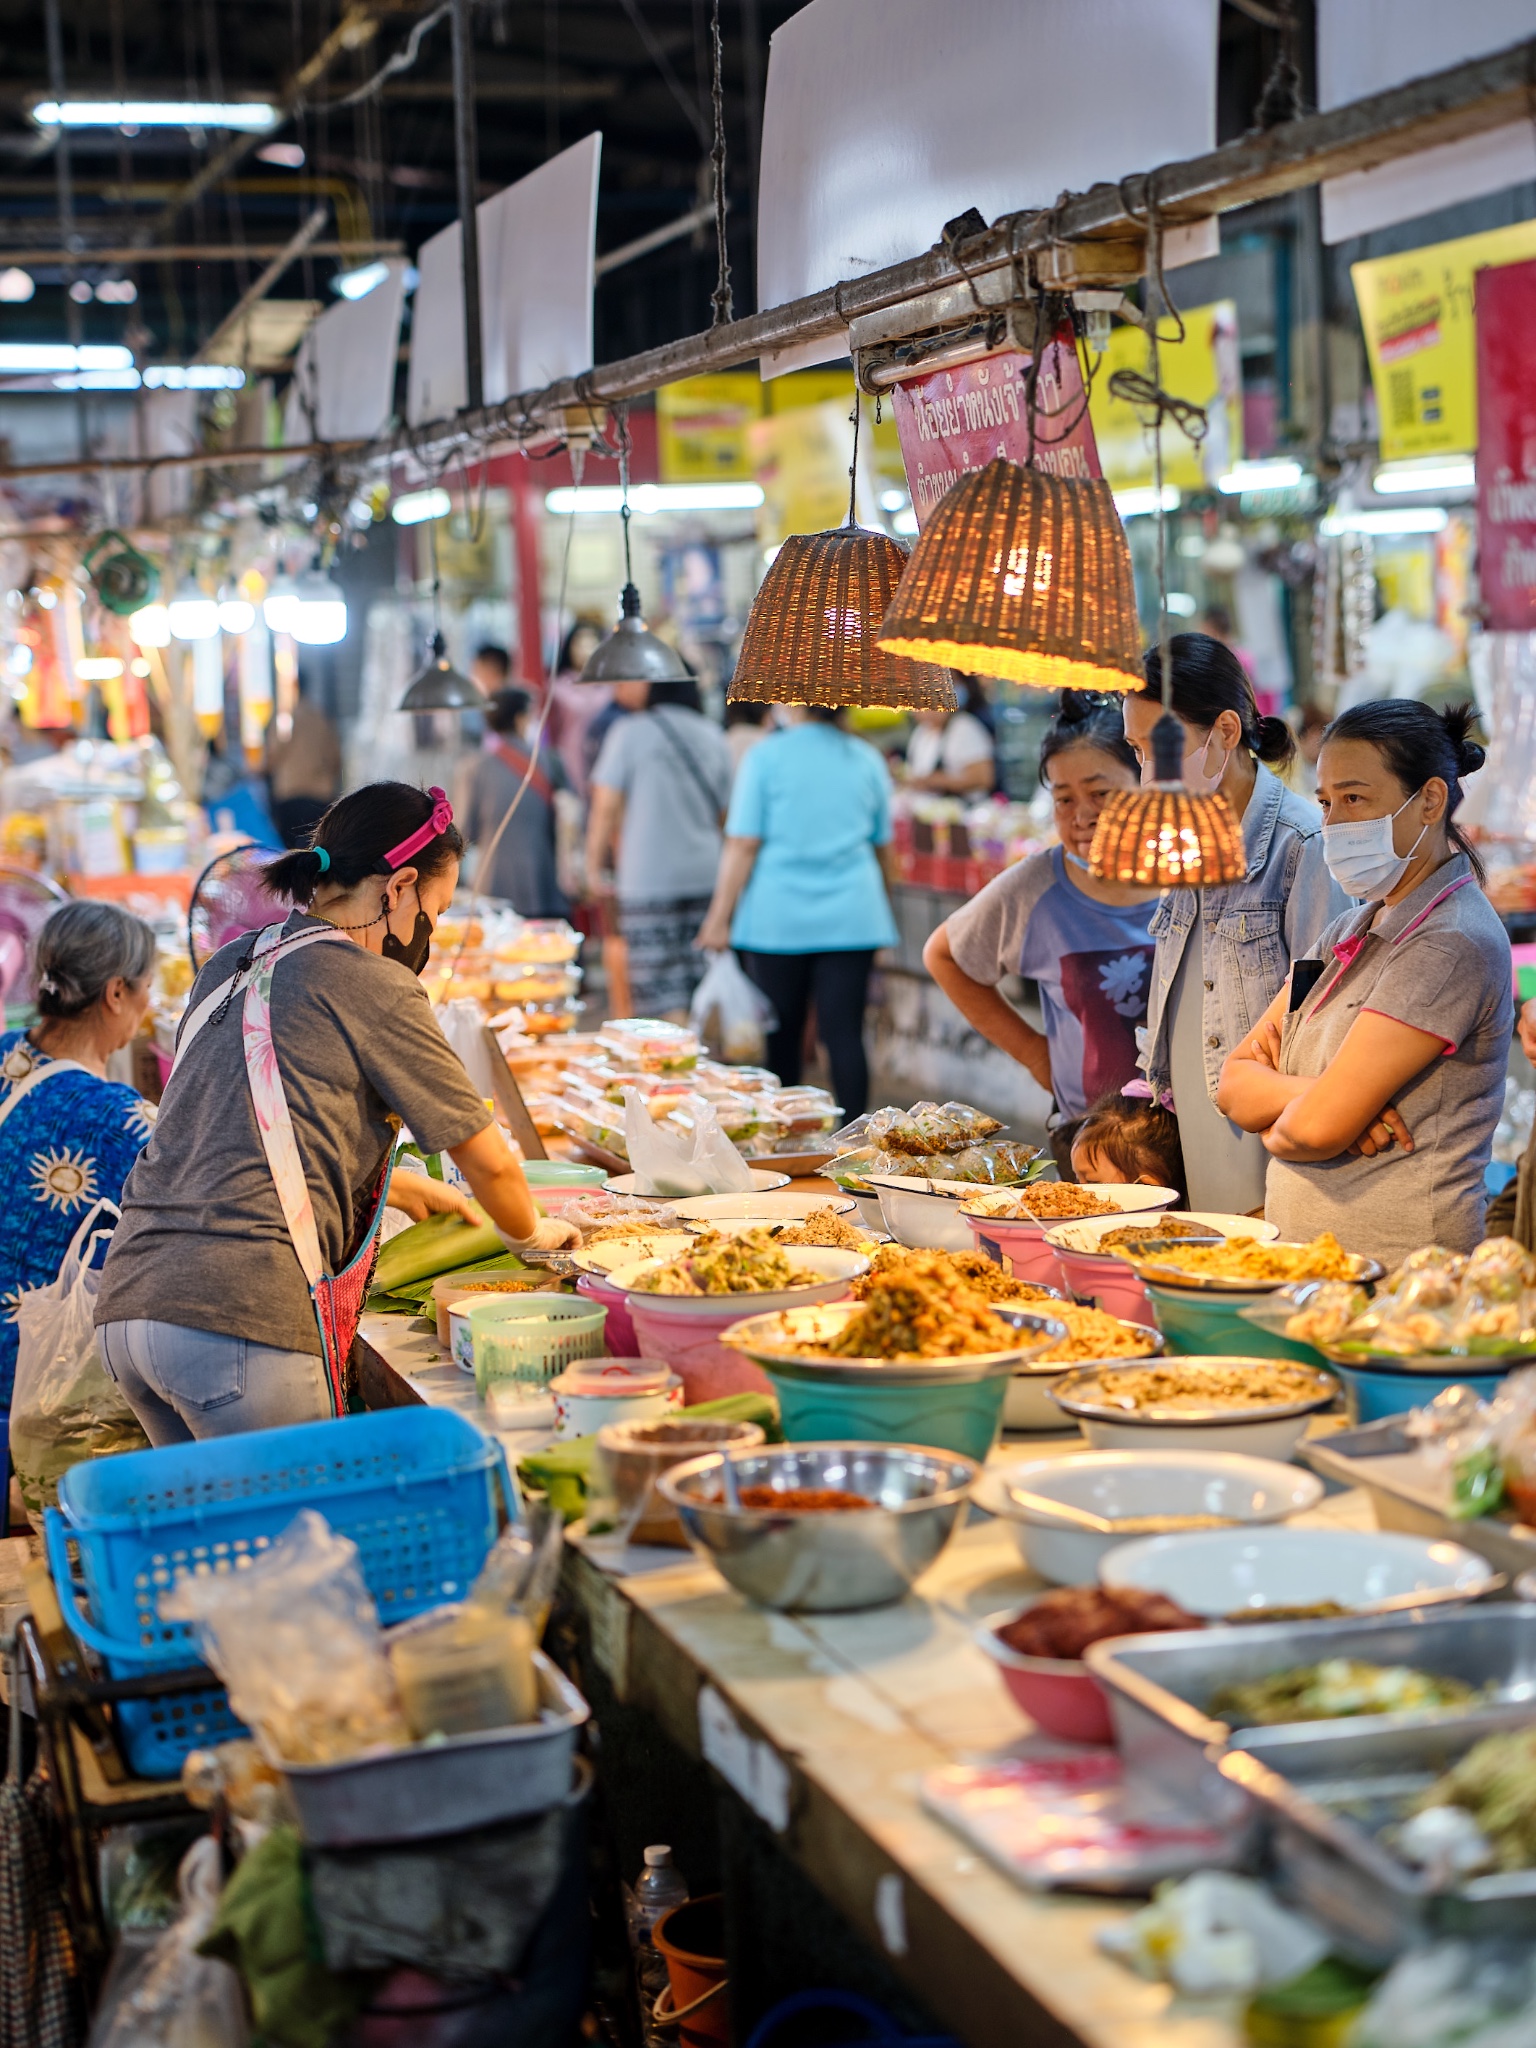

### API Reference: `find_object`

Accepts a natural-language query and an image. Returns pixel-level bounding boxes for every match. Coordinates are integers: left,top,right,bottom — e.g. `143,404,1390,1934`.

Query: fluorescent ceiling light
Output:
1319,506,1449,536
75,657,124,682
332,261,390,301
0,269,33,303
391,488,452,526
143,365,245,389
543,482,765,515
95,279,137,305
263,578,301,635
291,572,347,647
33,100,279,131
1113,485,1181,519
128,604,171,648
1218,459,1304,494
0,343,132,373
257,141,306,168
52,370,143,391
1373,458,1476,496
1165,592,1199,617
168,584,220,642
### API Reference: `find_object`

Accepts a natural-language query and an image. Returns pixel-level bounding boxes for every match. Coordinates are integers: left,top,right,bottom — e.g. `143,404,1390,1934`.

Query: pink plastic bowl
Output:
960,1213,1067,1289
625,1296,775,1405
1049,1247,1154,1322
975,1609,1115,1745
576,1273,639,1357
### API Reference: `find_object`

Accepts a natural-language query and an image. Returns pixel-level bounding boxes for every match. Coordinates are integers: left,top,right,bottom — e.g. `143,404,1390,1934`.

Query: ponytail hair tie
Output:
312,846,331,873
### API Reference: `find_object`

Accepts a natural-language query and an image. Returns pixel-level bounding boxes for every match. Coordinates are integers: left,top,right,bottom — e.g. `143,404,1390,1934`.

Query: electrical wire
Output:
327,1,453,110
708,0,732,326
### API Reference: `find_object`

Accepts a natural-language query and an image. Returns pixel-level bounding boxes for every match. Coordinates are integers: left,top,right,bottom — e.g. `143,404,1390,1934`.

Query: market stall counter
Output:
355,1304,1373,2048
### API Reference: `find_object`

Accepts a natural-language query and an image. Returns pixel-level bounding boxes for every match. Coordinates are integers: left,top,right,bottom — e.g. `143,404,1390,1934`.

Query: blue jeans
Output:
99,1319,334,1445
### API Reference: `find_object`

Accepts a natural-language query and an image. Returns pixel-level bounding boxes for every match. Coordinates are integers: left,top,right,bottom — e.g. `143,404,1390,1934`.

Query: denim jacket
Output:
1140,763,1347,1106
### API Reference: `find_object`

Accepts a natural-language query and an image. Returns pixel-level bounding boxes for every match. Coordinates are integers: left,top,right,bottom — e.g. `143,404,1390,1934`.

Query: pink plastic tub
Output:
576,1273,639,1357
625,1296,774,1405
960,1213,1068,1289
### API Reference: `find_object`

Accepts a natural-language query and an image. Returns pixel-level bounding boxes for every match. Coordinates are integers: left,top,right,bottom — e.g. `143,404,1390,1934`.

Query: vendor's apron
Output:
176,921,394,1416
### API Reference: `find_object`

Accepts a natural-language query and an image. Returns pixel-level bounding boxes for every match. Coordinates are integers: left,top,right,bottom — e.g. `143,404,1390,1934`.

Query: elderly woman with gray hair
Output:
0,899,155,1438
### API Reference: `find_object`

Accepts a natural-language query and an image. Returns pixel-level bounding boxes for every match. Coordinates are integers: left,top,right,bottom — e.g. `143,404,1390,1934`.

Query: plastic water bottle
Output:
630,1845,688,2040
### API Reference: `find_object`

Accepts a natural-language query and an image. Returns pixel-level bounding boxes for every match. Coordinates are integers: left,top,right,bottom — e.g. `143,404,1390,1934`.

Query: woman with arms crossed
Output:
1215,702,1511,1269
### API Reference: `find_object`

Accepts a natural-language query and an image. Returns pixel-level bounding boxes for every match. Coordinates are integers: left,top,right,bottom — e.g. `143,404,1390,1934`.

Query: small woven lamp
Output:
729,524,956,711
876,460,1144,692
1087,708,1246,887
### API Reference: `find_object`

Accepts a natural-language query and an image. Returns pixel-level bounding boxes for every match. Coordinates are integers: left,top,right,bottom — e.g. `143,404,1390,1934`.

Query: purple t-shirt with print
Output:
944,846,1156,1119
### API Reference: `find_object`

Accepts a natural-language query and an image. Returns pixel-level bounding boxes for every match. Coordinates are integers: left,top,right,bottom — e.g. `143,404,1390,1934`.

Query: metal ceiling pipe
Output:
450,0,484,412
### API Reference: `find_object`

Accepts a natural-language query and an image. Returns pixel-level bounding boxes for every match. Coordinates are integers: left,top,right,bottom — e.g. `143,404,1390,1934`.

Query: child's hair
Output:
1071,1092,1186,1203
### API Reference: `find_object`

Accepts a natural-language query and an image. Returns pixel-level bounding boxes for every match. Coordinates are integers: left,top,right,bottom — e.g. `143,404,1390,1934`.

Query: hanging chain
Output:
708,0,733,326
846,386,861,527
616,403,635,587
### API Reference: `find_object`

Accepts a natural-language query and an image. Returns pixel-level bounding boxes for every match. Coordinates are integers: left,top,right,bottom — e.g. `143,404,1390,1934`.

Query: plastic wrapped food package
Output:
1326,1240,1536,1361
862,1100,1003,1153
597,1018,701,1072
833,1138,1041,1185
158,1509,411,1764
1406,1372,1536,1521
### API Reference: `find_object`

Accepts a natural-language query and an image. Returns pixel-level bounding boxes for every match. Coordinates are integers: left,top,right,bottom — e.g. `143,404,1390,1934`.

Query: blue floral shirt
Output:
0,1030,152,1411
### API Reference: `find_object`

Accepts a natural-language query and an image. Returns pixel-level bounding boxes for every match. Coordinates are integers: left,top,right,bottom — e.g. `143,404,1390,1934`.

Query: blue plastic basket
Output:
44,1407,514,1779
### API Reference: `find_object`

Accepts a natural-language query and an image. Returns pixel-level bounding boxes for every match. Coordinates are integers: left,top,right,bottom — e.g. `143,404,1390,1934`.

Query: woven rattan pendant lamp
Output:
1088,218,1246,888
730,391,955,711
876,461,1144,692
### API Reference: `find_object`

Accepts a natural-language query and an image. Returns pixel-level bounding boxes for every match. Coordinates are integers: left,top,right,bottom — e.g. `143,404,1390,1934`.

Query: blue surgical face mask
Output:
1322,792,1427,900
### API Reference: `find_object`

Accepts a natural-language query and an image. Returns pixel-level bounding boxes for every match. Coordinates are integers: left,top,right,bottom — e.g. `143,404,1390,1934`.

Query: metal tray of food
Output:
1050,1355,1339,1426
1303,1434,1536,1579
1123,1247,1384,1293
1218,1708,1536,1962
1087,1608,1536,1826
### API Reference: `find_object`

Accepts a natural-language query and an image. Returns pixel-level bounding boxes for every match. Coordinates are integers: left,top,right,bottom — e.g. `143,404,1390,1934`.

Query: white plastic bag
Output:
689,950,776,1066
11,1199,149,1528
88,1836,249,2048
159,1509,410,1764
621,1088,754,1198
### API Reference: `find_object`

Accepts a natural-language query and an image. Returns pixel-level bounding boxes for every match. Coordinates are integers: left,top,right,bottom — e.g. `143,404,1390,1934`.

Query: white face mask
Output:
1322,793,1427,900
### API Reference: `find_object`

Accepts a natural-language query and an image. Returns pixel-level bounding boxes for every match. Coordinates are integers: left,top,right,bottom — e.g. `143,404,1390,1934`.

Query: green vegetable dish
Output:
1414,1728,1536,1872
634,1229,798,1296
1210,1658,1481,1728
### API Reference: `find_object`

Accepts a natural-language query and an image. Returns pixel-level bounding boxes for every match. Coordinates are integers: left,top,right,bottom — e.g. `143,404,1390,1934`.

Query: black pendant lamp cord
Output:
846,387,861,529
708,0,732,327
616,404,637,599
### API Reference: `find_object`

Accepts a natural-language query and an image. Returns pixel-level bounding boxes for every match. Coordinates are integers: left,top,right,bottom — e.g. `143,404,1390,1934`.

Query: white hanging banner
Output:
481,132,601,404
283,260,410,445
1318,1,1536,245
407,133,602,426
755,0,1219,378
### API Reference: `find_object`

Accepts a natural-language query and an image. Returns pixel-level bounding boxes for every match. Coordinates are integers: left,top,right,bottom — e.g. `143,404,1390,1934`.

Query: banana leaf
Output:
387,1250,532,1309
371,1212,506,1295
517,1390,783,1521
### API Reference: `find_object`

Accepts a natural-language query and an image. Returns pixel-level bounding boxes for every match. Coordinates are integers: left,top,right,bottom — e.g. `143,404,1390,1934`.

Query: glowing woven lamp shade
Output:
877,461,1144,692
1087,711,1247,886
730,525,956,710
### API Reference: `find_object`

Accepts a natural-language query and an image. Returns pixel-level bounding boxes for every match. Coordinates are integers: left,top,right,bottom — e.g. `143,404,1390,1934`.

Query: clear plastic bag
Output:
689,950,776,1067
11,1199,149,1528
159,1510,410,1765
1238,1279,1370,1352
621,1088,754,1197
88,1836,249,2048
863,1100,1003,1154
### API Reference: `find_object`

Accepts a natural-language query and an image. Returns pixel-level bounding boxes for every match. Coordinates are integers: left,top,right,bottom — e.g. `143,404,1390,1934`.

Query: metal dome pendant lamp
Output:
729,396,956,712
579,438,690,687
1088,216,1246,889
398,498,486,711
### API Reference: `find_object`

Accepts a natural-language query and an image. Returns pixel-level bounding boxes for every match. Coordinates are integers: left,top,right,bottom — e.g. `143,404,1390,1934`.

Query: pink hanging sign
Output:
1476,257,1536,634
890,336,1102,528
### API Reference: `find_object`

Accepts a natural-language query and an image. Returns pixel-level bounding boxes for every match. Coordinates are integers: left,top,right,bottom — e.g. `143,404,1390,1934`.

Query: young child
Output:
1070,1090,1187,1203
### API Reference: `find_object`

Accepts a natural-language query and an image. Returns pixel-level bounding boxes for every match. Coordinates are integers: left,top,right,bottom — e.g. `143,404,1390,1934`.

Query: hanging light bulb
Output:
128,603,171,648
262,574,301,635
291,570,347,646
217,586,255,635
579,436,689,687
1086,215,1244,889
399,630,484,711
166,576,219,641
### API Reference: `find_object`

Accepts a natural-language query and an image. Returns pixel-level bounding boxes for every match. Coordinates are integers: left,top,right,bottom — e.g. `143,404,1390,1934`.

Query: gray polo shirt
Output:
1265,854,1513,1267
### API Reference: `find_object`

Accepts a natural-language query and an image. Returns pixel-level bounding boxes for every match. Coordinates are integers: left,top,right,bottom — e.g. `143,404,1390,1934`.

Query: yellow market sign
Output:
656,373,763,482
1088,301,1243,492
1353,219,1536,462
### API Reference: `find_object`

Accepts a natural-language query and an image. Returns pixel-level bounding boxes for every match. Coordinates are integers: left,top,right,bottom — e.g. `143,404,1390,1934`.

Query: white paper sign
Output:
407,133,602,426
756,0,1219,375
283,259,409,444
1318,1,1536,244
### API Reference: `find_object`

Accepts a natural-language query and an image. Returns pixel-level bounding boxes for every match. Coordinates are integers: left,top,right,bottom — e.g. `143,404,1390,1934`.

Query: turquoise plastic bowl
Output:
523,1161,606,1189
1328,1358,1515,1424
1147,1281,1328,1365
761,1366,1009,1463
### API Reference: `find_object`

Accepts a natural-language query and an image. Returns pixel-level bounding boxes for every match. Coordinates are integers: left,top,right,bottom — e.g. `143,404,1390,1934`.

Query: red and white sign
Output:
1476,257,1536,634
889,336,1102,528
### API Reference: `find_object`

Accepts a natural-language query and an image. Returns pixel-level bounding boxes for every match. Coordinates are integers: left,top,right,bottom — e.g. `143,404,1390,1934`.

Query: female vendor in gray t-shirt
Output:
96,781,576,1444
1216,701,1512,1269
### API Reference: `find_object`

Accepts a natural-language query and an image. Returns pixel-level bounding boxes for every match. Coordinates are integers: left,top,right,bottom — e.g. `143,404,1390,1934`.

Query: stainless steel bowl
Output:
656,1441,978,1611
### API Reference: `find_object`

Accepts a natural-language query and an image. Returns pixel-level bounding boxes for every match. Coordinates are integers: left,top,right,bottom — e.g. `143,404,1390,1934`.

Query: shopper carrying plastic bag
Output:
689,950,776,1068
10,1199,148,1529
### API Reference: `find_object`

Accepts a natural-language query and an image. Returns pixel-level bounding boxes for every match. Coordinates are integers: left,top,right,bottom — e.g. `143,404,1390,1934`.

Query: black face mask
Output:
381,901,434,976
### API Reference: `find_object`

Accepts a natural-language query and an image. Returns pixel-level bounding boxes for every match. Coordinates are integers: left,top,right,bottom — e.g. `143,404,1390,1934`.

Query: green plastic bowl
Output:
523,1161,607,1189
760,1365,1009,1463
1147,1281,1328,1365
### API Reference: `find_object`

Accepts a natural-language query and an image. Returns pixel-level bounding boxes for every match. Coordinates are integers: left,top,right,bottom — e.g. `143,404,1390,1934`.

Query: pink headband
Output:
383,787,453,869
